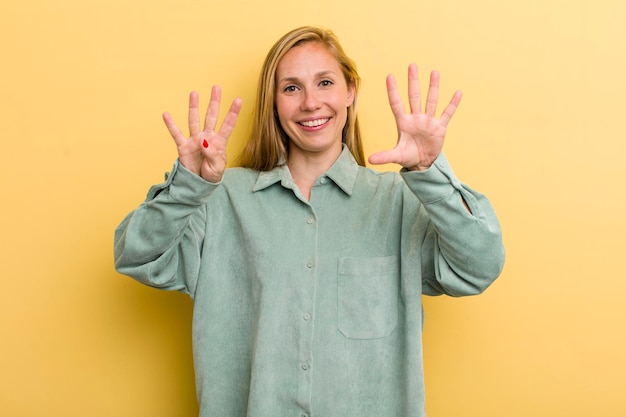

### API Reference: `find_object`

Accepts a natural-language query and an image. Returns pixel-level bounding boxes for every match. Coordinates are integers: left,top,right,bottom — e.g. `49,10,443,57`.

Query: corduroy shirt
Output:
114,146,504,417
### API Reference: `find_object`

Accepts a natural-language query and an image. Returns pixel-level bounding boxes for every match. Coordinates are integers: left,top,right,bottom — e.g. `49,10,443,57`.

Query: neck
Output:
287,146,342,200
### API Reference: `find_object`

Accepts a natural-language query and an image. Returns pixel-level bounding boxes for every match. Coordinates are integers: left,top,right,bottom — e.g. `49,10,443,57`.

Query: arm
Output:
402,155,505,296
114,163,216,294
370,64,504,295
114,87,241,294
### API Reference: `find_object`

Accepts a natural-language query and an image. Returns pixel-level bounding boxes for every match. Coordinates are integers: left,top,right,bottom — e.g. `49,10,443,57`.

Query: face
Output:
275,41,355,161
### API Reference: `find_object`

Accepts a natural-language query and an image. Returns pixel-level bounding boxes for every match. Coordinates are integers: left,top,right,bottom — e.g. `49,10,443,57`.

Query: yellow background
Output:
2,0,625,415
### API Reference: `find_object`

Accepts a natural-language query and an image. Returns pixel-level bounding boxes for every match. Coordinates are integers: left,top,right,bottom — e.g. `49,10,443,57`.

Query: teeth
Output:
300,118,329,127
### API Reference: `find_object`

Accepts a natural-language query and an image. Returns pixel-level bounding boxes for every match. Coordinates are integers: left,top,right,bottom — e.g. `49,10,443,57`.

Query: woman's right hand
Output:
163,86,242,183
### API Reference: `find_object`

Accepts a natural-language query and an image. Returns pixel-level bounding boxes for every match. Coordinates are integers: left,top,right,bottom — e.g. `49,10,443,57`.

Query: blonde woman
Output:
115,26,504,417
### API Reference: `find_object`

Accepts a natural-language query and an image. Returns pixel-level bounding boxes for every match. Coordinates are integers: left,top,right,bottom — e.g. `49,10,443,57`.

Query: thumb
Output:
368,149,399,166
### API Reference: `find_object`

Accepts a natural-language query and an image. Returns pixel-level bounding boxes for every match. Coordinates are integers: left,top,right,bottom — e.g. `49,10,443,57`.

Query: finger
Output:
162,112,187,146
204,85,222,132
407,63,422,114
425,70,440,117
386,74,406,118
368,148,400,166
188,91,201,137
439,90,463,127
216,97,243,141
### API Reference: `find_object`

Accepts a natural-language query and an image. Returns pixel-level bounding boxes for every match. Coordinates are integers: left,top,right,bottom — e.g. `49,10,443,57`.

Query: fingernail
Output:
202,140,209,148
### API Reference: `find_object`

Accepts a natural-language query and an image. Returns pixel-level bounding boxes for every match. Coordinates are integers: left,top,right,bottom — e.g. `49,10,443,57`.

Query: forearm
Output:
114,161,218,293
402,153,505,296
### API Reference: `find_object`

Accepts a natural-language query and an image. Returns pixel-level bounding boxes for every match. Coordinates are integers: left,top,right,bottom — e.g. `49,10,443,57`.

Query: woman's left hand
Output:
368,64,462,171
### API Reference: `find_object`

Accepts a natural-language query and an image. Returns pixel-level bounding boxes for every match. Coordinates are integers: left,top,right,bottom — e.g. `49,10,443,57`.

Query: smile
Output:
298,118,330,127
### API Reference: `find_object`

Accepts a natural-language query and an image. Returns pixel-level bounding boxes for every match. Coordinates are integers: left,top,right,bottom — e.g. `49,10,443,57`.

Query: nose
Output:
300,89,321,111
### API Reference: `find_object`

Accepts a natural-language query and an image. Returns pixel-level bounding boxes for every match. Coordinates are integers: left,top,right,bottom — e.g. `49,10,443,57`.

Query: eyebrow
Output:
277,70,337,84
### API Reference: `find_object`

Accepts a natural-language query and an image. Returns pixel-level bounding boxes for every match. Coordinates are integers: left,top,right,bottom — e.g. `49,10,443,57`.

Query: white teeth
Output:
299,118,329,127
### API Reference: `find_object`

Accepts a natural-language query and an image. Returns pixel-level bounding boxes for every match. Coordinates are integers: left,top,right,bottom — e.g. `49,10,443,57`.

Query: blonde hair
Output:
238,26,365,171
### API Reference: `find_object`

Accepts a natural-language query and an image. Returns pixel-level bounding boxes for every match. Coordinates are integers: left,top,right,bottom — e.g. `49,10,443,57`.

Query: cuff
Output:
146,160,221,203
399,153,464,204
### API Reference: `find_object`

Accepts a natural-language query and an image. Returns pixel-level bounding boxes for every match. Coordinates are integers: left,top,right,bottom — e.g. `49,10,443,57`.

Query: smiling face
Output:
275,41,355,162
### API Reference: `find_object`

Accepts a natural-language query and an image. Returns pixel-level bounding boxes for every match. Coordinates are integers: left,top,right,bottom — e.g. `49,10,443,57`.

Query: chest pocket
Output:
337,256,399,339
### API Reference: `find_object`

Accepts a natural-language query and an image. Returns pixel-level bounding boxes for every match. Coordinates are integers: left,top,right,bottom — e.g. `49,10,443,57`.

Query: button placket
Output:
296,208,317,416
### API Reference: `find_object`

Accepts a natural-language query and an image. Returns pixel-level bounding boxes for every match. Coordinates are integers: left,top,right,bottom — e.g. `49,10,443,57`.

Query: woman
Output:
115,26,504,417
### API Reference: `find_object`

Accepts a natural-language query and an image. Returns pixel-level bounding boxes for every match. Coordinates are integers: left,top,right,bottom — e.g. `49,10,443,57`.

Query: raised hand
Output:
368,64,462,171
163,86,242,183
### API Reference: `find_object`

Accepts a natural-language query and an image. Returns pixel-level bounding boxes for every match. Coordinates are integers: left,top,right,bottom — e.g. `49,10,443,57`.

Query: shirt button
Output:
306,217,314,224
301,363,310,370
306,261,314,268
320,177,327,184
303,313,311,321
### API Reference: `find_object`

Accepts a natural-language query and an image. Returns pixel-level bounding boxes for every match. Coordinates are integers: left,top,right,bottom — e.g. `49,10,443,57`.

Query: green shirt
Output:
114,147,504,417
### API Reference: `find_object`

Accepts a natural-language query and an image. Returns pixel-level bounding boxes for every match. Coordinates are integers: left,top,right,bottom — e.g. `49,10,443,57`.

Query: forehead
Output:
276,42,342,79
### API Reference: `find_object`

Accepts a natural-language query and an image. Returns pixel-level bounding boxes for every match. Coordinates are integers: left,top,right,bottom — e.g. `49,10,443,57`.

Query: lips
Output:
298,117,330,128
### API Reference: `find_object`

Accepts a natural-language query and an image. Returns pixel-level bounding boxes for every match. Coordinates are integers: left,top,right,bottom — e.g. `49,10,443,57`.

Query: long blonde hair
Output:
237,26,365,171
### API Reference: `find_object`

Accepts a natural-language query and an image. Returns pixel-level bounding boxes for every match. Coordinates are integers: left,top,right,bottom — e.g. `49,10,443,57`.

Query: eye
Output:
283,85,298,93
320,79,334,87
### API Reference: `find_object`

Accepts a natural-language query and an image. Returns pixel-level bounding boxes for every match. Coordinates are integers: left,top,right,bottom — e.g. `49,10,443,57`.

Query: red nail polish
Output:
202,140,209,148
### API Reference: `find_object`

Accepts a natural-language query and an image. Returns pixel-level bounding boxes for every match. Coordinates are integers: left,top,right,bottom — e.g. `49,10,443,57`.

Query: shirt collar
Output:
252,145,359,196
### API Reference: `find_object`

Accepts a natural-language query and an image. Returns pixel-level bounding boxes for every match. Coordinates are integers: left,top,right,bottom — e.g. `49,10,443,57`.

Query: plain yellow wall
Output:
2,0,625,415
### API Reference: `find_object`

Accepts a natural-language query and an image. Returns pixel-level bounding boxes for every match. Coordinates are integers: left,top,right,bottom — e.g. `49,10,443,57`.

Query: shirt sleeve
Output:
400,153,505,296
113,160,219,295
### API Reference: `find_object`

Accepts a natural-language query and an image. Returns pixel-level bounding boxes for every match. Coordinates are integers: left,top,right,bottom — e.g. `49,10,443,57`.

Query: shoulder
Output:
221,167,260,186
201,167,261,207
350,165,414,203
356,165,406,188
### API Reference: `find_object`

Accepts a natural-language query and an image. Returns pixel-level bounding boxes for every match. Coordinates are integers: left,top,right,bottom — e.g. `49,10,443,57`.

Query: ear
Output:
346,80,356,107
